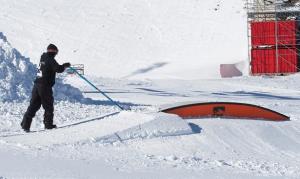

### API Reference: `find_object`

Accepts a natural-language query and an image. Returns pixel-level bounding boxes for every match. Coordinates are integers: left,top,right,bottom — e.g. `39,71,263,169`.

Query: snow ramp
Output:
94,113,197,144
1,112,195,147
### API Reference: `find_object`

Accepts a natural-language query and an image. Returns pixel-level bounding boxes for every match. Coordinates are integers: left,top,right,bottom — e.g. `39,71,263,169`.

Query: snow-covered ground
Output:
0,74,300,179
1,0,300,178
0,0,248,79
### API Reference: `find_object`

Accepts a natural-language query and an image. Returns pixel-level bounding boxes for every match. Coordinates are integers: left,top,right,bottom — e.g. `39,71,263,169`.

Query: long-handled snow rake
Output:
68,67,125,110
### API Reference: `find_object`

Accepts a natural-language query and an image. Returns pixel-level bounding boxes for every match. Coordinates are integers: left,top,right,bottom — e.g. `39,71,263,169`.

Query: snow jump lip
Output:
160,102,290,121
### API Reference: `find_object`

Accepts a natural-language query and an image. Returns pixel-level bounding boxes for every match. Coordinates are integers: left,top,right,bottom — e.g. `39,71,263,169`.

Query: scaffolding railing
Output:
247,0,300,75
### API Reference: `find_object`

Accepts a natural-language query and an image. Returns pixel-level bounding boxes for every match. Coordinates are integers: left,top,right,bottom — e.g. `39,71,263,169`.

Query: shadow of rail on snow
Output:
188,123,202,134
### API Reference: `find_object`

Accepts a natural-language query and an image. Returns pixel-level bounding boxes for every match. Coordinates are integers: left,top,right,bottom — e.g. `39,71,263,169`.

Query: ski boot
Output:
45,124,57,130
20,122,30,133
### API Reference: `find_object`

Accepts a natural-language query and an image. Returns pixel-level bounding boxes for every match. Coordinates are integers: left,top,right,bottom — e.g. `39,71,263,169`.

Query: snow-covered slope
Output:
1,1,300,179
0,0,247,79
1,74,300,179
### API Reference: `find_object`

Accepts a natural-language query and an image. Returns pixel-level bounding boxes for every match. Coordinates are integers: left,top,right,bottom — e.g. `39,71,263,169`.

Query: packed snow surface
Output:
1,74,300,179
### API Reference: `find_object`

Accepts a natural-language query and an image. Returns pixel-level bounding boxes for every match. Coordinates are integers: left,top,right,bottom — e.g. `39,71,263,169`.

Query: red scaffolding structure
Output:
247,0,300,75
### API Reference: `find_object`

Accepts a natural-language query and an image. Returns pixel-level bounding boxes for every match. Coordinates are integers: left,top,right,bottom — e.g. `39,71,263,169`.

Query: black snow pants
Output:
21,82,54,130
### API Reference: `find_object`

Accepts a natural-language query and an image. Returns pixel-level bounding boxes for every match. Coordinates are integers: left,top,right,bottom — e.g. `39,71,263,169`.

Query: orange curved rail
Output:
161,102,290,121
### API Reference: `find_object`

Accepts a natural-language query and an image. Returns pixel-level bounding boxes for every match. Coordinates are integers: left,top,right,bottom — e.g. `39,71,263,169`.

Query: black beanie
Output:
47,44,58,51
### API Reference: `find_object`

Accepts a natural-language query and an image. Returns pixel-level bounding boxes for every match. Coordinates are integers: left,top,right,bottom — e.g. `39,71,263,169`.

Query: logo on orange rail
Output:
213,106,225,117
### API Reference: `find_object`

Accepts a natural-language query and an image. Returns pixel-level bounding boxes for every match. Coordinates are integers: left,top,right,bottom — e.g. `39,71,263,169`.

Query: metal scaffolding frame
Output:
247,0,300,75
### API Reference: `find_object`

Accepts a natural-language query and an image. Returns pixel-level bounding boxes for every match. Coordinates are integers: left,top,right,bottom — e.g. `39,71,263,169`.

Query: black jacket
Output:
35,52,65,86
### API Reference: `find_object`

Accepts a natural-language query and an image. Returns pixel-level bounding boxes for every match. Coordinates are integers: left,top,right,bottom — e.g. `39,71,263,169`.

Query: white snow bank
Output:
2,111,196,146
0,32,37,102
0,32,86,102
95,113,197,144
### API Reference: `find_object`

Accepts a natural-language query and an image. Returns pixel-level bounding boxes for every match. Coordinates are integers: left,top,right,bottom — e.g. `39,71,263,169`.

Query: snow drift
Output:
0,32,86,102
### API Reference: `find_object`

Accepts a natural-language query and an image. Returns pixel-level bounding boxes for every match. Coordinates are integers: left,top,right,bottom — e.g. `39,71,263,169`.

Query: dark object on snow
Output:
63,62,71,68
47,44,58,51
21,45,71,131
36,52,66,86
46,44,59,56
20,123,30,133
21,83,55,131
45,124,57,130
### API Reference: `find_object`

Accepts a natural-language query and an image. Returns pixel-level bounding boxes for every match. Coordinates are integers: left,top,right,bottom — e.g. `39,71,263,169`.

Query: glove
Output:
63,62,71,68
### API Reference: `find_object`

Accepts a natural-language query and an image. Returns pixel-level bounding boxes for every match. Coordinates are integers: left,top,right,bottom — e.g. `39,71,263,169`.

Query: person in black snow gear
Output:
21,44,71,132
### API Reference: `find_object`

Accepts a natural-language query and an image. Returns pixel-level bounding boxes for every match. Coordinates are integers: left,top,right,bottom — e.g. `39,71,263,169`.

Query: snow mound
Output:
2,111,155,146
0,32,86,102
1,112,197,146
54,79,86,103
95,113,197,144
0,32,36,102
